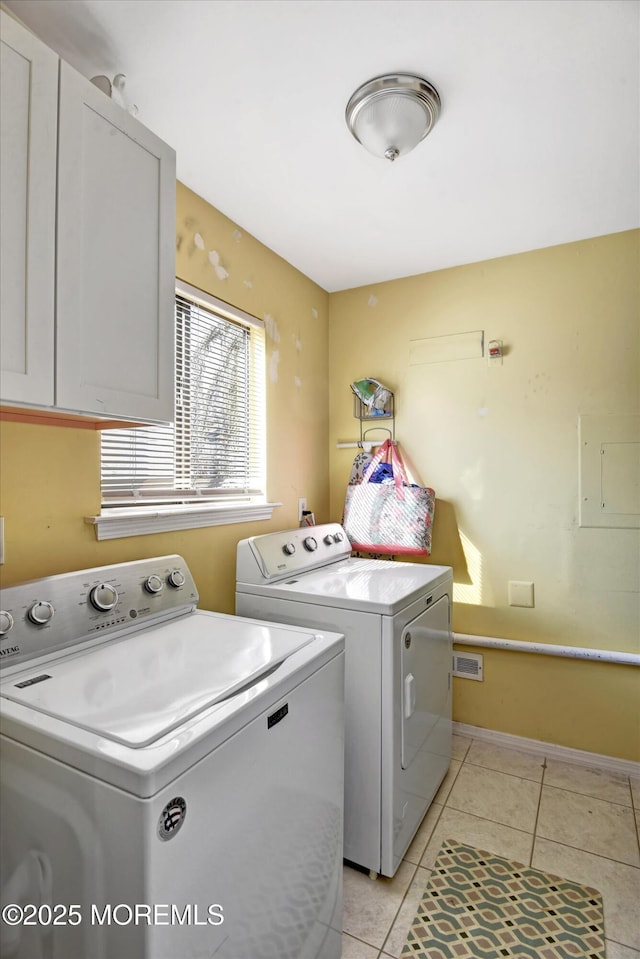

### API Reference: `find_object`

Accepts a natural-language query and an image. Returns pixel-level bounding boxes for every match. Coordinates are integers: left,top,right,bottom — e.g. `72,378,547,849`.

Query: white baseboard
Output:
452,722,640,780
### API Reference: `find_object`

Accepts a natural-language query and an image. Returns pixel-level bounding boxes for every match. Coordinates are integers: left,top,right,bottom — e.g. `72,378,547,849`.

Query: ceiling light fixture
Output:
345,73,441,162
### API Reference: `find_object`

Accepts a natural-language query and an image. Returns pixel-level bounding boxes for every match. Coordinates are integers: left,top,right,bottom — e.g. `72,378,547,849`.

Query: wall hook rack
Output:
354,389,395,444
336,385,395,450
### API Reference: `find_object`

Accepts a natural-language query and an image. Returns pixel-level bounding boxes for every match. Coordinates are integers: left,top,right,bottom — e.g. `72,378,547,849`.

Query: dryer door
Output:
401,595,451,772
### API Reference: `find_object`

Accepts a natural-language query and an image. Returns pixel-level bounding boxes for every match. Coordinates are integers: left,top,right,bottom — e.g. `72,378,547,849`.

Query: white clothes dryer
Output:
0,555,344,959
236,523,453,879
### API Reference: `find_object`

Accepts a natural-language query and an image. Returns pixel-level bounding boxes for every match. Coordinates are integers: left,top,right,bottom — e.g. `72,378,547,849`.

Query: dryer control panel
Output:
237,523,352,583
0,555,198,670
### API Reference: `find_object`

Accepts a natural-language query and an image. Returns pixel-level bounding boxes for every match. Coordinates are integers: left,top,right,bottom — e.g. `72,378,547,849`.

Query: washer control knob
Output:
303,536,318,552
282,543,296,556
323,534,334,545
333,532,344,543
0,611,14,635
27,601,55,625
144,574,164,595
90,583,119,612
168,569,186,589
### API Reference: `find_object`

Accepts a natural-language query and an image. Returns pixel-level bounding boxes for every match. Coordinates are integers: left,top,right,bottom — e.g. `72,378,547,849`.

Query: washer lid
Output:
0,613,313,747
246,558,452,615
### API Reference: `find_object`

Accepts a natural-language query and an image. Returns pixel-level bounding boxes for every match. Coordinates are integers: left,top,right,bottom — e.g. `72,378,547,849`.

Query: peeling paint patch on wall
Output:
269,350,280,383
294,376,302,388
264,314,280,342
232,229,242,242
177,222,202,257
295,337,302,352
311,308,318,319
368,294,378,307
176,221,232,279
208,250,229,280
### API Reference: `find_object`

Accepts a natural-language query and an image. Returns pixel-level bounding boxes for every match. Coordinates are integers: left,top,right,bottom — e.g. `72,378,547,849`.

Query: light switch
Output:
508,580,534,608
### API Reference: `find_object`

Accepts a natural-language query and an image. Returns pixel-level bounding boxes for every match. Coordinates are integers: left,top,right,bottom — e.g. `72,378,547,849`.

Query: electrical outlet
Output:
298,498,307,521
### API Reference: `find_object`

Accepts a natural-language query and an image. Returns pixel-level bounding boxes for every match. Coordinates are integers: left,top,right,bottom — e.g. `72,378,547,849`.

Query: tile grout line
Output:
386,769,461,955
343,930,388,954
380,750,464,958
529,755,547,867
530,833,640,872
536,762,640,871
444,746,640,871
427,803,539,841
606,934,640,951
463,758,546,785
542,780,636,810
460,738,633,799
536,775,640,870
443,747,466,801
378,858,419,958
405,799,446,869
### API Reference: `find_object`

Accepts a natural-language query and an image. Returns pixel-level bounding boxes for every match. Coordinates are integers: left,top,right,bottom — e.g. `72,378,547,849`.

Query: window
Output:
92,282,275,539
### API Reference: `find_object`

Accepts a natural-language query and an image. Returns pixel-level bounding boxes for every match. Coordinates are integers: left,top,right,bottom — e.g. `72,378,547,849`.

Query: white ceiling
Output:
6,0,640,292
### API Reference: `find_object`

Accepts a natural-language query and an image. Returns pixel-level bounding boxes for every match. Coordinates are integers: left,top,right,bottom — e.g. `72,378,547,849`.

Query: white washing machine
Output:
0,555,344,959
236,523,453,879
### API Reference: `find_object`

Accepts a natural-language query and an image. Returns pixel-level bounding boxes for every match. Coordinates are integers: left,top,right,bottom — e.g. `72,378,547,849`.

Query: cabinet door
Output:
56,62,176,423
0,12,57,406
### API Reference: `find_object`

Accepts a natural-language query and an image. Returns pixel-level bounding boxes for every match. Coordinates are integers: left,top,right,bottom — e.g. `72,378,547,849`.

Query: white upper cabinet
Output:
0,13,58,406
56,62,175,423
0,12,176,425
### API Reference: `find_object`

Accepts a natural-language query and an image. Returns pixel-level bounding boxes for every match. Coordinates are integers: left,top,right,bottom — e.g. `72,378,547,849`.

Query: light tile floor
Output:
342,735,640,959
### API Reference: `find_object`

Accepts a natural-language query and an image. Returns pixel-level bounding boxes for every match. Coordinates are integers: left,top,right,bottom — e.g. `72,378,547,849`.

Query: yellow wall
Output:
1,185,638,760
0,181,330,613
329,230,640,761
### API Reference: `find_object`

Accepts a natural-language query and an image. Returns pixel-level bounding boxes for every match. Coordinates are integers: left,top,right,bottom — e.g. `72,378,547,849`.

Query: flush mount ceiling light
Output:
345,73,441,162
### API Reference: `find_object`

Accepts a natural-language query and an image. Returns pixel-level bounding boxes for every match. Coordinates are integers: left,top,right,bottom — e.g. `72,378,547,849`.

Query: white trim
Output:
86,502,281,540
452,722,640,780
453,632,640,666
175,279,263,330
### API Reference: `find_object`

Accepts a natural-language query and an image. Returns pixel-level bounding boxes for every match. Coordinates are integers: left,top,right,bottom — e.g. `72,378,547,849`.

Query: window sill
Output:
85,501,282,541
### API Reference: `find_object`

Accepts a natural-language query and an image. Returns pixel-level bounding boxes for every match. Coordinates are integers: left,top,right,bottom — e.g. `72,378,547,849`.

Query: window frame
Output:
86,280,280,540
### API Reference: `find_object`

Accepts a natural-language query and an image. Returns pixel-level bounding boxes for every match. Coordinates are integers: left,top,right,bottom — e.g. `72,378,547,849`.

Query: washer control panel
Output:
0,555,198,670
237,523,351,583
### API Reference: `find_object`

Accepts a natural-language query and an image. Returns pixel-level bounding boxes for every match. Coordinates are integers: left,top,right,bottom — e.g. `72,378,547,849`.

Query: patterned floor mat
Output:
401,840,605,959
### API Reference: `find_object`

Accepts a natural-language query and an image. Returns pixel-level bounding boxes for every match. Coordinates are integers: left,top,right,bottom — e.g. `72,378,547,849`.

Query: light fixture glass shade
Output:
346,74,441,161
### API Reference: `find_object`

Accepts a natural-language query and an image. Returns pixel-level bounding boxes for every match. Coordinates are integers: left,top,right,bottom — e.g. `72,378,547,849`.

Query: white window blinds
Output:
101,288,266,506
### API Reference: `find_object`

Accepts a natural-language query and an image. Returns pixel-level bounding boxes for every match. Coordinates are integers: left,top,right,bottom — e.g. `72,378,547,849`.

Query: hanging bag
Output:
342,440,435,556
